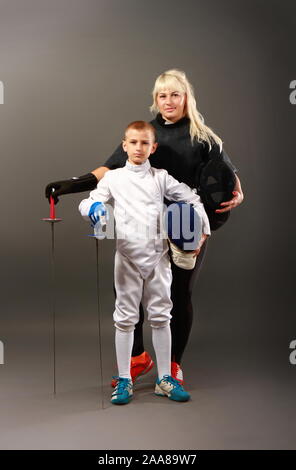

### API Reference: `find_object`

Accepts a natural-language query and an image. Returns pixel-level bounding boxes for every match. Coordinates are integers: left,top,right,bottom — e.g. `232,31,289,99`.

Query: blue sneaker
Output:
111,377,133,405
155,375,190,402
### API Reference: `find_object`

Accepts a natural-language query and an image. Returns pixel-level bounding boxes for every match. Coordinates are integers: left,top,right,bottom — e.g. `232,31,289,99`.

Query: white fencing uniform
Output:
113,249,173,332
79,159,210,332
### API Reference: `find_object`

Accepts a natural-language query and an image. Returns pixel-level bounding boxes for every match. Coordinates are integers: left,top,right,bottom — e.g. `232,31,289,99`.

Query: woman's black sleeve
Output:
207,142,239,173
104,144,127,169
221,147,239,173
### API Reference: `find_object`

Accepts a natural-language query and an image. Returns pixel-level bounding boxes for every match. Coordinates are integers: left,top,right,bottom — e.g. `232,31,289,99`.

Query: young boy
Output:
79,121,211,405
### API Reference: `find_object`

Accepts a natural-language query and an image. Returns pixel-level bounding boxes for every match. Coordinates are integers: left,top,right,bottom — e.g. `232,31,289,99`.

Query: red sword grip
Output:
50,195,56,219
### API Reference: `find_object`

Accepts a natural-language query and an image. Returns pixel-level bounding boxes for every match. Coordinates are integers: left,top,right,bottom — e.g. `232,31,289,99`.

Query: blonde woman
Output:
46,69,244,387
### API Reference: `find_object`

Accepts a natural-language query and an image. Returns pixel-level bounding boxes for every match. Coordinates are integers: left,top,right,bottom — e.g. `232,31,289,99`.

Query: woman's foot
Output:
171,361,184,385
111,351,154,387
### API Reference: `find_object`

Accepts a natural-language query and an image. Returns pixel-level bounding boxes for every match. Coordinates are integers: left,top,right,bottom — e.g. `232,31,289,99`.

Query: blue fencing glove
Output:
88,202,108,227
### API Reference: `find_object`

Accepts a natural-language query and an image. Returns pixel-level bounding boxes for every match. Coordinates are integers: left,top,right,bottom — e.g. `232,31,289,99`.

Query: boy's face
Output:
122,128,158,165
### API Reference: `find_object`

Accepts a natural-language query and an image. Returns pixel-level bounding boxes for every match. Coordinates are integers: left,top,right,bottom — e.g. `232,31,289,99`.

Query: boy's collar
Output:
125,159,151,172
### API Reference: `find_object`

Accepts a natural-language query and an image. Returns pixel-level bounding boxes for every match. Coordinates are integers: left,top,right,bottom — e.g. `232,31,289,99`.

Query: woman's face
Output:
156,89,186,123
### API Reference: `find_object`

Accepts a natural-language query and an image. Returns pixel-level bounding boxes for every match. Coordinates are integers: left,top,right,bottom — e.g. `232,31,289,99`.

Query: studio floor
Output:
0,331,295,450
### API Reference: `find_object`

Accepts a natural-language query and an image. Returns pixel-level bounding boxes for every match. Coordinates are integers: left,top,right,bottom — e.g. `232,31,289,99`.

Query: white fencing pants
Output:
113,251,173,332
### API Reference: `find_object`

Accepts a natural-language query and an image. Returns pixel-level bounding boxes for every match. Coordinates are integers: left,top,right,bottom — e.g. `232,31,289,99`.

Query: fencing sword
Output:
88,221,105,409
42,192,62,395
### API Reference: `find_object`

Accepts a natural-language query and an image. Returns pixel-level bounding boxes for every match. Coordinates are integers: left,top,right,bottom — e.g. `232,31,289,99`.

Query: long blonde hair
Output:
150,69,222,151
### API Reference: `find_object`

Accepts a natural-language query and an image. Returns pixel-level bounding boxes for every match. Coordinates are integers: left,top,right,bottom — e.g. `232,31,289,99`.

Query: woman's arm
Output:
234,174,243,197
215,174,244,213
45,143,126,204
194,170,244,255
91,166,110,181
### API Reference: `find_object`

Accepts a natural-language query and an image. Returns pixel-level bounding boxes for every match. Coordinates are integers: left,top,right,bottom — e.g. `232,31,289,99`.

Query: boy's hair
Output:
124,120,156,141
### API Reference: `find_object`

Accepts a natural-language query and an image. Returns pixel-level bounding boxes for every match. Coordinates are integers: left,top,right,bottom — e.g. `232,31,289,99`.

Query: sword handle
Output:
50,195,56,219
42,194,61,223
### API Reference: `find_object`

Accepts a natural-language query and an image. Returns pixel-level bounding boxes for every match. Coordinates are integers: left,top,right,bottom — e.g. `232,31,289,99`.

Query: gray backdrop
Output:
0,0,295,450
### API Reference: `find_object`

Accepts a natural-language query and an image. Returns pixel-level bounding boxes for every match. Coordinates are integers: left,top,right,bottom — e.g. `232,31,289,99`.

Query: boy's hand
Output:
88,202,107,227
192,234,208,258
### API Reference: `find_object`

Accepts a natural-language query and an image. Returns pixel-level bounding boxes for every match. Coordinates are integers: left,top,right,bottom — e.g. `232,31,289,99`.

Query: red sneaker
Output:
111,351,154,388
171,361,184,385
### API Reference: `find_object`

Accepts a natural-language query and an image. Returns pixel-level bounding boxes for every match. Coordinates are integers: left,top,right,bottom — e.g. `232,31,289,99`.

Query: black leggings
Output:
132,238,209,364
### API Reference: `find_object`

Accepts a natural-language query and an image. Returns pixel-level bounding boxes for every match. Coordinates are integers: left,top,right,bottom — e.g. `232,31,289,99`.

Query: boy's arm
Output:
163,171,211,236
78,172,112,221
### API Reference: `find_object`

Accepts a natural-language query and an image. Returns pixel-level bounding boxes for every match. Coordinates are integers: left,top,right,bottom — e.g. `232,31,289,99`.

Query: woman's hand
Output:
192,233,209,258
215,190,243,213
215,175,244,214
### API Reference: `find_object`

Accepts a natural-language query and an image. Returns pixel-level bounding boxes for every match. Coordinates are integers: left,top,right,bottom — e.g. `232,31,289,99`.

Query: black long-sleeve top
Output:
104,113,238,193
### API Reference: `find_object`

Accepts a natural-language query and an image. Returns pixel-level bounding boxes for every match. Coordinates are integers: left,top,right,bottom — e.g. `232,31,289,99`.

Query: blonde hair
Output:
150,69,222,151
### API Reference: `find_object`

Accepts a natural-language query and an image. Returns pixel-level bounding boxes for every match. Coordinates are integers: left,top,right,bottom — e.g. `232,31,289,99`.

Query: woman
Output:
46,69,244,385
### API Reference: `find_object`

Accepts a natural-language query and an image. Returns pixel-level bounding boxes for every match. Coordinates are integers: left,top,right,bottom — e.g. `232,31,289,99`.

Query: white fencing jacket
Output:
79,159,211,279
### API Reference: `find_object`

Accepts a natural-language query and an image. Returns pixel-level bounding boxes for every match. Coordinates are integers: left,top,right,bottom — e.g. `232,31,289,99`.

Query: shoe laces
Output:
112,376,131,394
162,374,183,389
